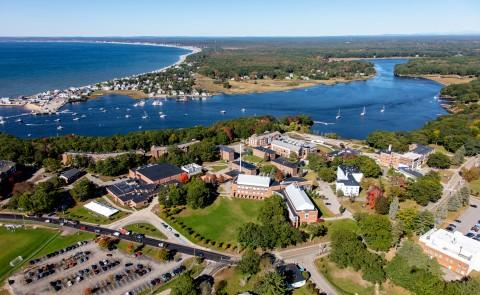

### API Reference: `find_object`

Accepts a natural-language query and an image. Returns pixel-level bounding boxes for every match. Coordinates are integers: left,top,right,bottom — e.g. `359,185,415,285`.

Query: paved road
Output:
276,244,338,295
0,213,233,264
427,156,478,211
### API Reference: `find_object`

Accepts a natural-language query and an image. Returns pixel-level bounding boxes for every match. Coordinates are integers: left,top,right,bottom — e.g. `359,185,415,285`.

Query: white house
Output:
181,163,203,176
335,165,363,197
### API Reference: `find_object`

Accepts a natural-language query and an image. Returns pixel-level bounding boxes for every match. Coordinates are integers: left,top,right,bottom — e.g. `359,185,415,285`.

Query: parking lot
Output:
9,240,190,295
447,198,480,239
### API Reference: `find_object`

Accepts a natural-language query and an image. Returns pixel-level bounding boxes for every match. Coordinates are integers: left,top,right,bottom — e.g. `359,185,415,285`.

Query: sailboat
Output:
57,125,63,130
241,108,246,113
380,105,385,113
220,110,226,114
360,106,366,116
125,114,131,118
142,111,148,119
0,117,5,125
336,109,342,119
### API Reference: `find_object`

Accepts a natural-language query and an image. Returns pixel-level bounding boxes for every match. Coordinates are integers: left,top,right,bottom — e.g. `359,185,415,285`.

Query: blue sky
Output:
1,0,479,36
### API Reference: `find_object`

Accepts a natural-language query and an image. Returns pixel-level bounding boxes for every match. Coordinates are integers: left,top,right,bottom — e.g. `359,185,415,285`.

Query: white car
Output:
113,232,120,237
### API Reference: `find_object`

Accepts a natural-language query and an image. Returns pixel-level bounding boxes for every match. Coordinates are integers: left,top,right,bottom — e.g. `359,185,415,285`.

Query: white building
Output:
335,165,363,197
84,201,119,218
181,163,203,176
419,228,480,276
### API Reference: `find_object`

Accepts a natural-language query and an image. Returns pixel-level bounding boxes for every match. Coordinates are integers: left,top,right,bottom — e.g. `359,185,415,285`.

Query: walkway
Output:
317,180,353,220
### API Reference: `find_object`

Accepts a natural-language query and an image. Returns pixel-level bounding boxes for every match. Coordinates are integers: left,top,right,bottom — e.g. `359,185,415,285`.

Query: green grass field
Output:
312,198,335,218
242,154,264,164
125,223,167,239
63,204,129,224
0,227,95,282
469,179,480,196
176,197,263,244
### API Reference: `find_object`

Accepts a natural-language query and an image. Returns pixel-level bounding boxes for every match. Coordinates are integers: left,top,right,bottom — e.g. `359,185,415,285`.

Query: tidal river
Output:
0,59,445,139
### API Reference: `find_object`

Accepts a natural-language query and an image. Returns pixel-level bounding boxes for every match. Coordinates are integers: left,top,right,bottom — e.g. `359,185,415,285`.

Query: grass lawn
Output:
125,223,167,239
242,154,264,164
470,179,480,196
293,286,317,295
315,258,375,295
33,231,96,258
340,199,372,215
317,144,334,153
62,204,129,224
312,197,335,218
398,199,421,210
175,197,262,244
211,164,228,172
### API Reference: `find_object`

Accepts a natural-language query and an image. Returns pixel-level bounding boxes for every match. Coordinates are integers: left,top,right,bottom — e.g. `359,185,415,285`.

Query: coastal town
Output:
0,43,209,115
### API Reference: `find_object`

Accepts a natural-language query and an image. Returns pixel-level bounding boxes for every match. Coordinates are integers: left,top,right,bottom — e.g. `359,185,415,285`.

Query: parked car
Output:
466,232,475,238
470,204,478,208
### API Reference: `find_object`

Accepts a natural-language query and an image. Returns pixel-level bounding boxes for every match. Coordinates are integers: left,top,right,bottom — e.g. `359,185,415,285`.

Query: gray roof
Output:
218,145,235,153
411,144,434,155
337,173,359,186
60,168,81,180
233,160,257,171
272,157,298,169
253,146,276,154
134,163,183,181
0,160,15,174
398,167,424,178
339,165,360,174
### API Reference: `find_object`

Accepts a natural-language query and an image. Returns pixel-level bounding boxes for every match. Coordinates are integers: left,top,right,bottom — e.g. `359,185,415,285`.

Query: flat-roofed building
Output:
281,184,318,227
271,136,316,158
252,146,277,160
419,228,480,276
129,163,186,185
247,131,281,147
219,145,235,161
83,201,119,217
379,144,434,169
271,157,300,177
181,163,203,176
232,174,280,200
59,168,82,184
106,179,159,208
230,160,257,175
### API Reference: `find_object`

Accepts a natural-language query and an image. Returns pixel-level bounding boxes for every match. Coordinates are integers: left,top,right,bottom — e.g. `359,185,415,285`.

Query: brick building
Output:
281,184,318,227
247,131,281,147
219,145,235,161
252,146,277,160
271,157,300,177
129,163,187,185
232,174,281,200
229,160,257,175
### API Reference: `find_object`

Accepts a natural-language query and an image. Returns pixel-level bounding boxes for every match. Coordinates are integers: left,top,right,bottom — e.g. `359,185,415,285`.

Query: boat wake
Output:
314,121,335,126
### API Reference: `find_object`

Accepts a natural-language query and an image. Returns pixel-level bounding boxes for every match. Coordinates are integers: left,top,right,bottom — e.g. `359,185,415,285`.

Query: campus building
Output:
419,228,480,276
252,146,277,160
129,163,187,185
232,174,281,200
219,145,235,161
230,160,257,175
247,131,281,147
378,144,434,169
280,184,318,227
270,136,316,158
271,157,300,177
106,179,159,208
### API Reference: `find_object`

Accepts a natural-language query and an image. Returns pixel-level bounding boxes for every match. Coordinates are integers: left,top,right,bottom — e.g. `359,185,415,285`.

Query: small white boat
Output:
0,119,5,125
241,108,246,113
88,107,93,110
73,117,80,121
27,133,32,137
57,125,63,130
380,105,385,113
220,110,226,114
152,100,163,106
125,114,131,118
15,118,23,123
360,106,366,116
134,100,146,107
81,114,87,118
115,107,120,110
72,112,77,116
138,125,143,129
336,109,341,120
142,111,148,119
54,118,61,122
101,109,107,113
126,108,131,112
184,113,188,116
160,114,167,119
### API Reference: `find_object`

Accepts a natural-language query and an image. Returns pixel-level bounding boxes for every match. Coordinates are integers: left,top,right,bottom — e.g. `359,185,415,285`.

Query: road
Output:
276,244,338,295
427,156,478,211
0,213,233,264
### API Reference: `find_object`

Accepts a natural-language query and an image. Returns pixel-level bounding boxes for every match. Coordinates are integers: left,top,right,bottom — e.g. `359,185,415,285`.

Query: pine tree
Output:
458,186,470,206
447,194,461,212
389,197,399,220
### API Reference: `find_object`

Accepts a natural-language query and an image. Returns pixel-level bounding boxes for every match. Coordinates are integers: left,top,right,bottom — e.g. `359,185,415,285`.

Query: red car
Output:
134,252,143,257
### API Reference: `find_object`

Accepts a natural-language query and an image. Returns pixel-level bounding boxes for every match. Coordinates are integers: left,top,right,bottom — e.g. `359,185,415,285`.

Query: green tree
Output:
255,271,288,295
318,167,336,182
158,184,186,207
427,152,451,169
42,158,61,172
185,178,215,209
414,210,435,235
69,178,98,202
452,146,466,165
396,208,418,234
171,272,197,295
374,196,390,215
237,247,261,275
408,173,443,206
388,196,399,220
358,214,393,251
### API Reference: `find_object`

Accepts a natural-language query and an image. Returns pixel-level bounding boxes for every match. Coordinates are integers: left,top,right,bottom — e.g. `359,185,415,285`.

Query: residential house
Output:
129,163,187,185
271,157,300,177
419,228,480,276
247,131,281,147
335,165,363,197
252,146,277,160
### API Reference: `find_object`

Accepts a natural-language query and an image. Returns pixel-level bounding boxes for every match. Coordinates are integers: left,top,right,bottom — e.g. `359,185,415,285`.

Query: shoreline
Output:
0,40,202,114
394,73,476,86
